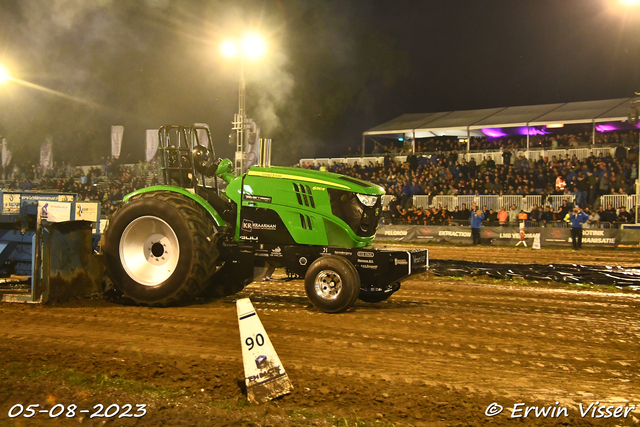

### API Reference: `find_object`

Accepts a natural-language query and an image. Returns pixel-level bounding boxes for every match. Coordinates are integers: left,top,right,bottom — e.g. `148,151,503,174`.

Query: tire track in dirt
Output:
1,274,639,421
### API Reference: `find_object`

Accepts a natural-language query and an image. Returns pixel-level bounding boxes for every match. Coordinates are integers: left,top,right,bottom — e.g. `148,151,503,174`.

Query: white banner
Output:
37,201,71,223
40,136,53,169
2,139,11,168
194,123,209,149
111,125,124,159
146,129,159,162
245,118,260,168
75,202,99,222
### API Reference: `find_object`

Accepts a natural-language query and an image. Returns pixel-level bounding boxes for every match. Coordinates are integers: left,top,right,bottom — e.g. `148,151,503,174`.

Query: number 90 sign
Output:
245,334,265,350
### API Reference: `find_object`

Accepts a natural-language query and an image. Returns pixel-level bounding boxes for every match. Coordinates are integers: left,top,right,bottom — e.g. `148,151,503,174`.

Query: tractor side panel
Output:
229,174,373,247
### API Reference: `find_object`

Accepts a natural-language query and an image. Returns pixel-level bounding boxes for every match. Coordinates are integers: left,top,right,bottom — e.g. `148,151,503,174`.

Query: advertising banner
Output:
145,129,159,162
2,193,20,214
75,202,99,222
375,225,620,247
40,136,53,169
2,138,11,168
245,119,260,169
111,125,124,159
37,201,71,223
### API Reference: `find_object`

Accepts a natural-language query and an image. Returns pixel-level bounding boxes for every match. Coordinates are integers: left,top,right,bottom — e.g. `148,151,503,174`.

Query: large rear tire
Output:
304,255,360,313
103,191,218,306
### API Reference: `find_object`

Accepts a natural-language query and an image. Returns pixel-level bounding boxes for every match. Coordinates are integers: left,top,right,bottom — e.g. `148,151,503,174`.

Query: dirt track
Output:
0,246,639,426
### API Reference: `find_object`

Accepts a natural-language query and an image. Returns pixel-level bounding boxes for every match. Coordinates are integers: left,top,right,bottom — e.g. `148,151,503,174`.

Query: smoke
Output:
247,49,295,134
0,0,353,166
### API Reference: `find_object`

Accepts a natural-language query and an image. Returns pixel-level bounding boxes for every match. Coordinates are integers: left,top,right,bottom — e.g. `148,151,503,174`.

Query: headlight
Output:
356,193,377,207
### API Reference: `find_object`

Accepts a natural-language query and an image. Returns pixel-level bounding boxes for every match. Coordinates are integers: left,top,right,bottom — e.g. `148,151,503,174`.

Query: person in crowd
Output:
569,207,589,250
450,205,461,221
470,203,485,245
502,148,512,166
529,205,542,223
497,207,508,226
459,203,470,220
586,206,600,227
388,195,402,222
601,204,617,223
541,206,555,226
615,142,627,161
398,208,409,224
508,204,519,223
517,210,528,222
617,206,632,224
555,175,566,193
487,208,498,223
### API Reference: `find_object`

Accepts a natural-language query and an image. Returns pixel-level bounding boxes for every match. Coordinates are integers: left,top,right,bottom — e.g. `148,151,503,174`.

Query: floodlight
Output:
0,66,9,84
221,41,237,57
242,35,265,58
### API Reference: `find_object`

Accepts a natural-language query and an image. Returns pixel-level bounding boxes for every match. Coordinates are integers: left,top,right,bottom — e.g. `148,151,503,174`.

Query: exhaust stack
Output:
258,138,272,167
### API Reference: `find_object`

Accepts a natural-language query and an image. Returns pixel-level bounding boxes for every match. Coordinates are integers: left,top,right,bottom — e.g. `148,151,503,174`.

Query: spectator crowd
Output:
1,157,159,217
364,130,639,155
305,138,640,228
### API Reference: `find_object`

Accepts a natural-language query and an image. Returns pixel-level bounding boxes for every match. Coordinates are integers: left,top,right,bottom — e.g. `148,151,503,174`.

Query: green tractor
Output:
103,124,427,313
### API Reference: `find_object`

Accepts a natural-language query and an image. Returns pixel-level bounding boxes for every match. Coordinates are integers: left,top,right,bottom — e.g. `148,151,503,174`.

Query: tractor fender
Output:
124,186,226,228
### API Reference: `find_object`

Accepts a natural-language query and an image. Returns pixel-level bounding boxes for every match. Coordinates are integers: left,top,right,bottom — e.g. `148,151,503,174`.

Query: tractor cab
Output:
158,125,236,224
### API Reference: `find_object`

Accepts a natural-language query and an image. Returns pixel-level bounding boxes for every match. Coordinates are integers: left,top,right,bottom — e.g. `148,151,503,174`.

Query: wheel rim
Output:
314,270,343,301
119,216,180,286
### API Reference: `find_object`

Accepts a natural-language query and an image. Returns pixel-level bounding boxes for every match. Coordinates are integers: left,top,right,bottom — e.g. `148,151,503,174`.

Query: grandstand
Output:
300,98,640,228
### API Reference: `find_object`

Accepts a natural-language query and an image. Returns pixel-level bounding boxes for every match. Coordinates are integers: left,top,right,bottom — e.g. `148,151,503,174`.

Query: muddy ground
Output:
0,246,639,426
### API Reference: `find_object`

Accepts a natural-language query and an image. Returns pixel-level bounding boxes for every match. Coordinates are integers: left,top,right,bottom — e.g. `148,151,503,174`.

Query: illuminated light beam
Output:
0,66,9,84
481,128,507,138
6,76,104,109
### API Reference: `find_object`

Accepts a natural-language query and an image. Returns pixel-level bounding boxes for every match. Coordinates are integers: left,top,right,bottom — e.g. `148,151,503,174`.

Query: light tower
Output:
222,36,266,175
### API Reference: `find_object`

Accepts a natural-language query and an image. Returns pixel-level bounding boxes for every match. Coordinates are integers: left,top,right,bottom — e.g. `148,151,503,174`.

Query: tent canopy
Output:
364,98,634,139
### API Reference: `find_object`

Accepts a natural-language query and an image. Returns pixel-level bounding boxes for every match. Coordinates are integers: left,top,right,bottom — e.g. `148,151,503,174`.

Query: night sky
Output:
0,0,639,166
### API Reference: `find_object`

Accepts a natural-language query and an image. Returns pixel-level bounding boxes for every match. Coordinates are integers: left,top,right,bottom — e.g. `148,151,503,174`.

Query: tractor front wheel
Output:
103,191,218,306
304,255,360,313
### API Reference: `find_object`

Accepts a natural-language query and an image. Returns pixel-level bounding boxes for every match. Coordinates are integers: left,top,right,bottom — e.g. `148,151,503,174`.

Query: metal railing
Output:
383,193,631,213
546,195,576,209
600,194,635,209
479,195,500,211
522,195,542,211
299,147,619,167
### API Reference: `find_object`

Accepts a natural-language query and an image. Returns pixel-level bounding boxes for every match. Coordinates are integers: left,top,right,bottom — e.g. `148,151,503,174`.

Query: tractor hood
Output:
246,166,385,196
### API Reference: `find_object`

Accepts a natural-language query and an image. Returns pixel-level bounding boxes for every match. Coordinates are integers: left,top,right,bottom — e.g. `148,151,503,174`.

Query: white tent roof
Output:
364,98,634,138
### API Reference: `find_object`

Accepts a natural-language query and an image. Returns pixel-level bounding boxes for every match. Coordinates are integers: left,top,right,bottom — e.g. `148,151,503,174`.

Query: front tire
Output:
304,255,360,313
103,191,218,306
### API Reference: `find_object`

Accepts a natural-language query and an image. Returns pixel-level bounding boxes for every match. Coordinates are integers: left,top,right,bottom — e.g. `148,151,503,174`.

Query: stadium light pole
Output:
222,35,266,175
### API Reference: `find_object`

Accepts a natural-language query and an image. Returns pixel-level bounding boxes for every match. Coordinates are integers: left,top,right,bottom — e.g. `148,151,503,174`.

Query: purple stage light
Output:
481,128,507,138
595,124,616,132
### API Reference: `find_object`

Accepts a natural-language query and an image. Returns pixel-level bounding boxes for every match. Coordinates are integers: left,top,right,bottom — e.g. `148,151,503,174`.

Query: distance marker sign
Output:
236,298,293,404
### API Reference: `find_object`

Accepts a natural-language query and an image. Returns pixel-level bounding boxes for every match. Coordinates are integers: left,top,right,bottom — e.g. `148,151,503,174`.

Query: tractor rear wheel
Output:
304,255,360,313
103,191,218,306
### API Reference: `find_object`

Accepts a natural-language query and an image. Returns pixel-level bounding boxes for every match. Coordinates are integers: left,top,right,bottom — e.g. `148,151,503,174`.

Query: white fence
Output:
546,195,576,209
601,194,636,209
413,195,431,208
299,147,618,168
522,195,543,211
384,193,636,212
479,195,500,211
